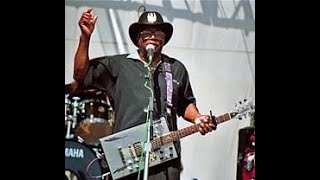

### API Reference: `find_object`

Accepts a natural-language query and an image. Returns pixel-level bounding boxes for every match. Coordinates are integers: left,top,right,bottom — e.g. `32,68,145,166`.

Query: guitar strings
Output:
119,124,200,158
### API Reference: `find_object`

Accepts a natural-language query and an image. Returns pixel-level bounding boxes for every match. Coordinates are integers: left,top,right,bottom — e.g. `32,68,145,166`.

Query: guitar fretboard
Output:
154,113,232,148
134,113,233,155
153,124,199,149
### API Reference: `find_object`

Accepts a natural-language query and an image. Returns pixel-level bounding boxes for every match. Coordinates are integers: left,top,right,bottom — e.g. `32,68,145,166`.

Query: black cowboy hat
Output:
129,11,173,47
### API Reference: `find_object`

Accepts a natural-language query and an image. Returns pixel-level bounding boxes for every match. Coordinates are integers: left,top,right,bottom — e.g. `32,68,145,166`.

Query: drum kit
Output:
65,83,113,180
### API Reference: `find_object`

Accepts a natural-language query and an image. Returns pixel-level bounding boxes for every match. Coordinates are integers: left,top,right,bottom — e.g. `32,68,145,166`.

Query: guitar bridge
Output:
129,143,140,162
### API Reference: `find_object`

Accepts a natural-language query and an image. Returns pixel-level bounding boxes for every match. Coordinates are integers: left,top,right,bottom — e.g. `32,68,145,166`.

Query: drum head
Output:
65,140,102,180
74,119,113,146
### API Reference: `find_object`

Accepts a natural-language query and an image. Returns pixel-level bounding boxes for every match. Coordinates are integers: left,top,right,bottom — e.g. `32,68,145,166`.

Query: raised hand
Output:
78,8,98,38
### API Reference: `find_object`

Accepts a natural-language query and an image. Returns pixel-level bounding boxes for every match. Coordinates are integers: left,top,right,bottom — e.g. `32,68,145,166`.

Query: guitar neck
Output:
151,113,232,150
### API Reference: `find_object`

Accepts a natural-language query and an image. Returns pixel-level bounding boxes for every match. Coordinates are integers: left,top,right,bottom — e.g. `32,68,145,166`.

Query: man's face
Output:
137,27,166,53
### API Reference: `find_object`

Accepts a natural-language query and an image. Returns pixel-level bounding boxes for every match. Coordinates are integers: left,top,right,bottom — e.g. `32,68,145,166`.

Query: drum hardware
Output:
65,95,82,139
71,97,81,129
77,135,84,143
65,94,70,121
65,94,74,139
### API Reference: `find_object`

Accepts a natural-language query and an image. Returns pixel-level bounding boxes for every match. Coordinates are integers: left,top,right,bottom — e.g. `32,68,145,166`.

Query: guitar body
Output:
99,99,254,180
99,117,178,180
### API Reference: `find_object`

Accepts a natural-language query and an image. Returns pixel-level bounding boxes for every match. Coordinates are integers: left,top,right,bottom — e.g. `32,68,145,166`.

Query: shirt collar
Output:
127,50,141,61
127,50,162,69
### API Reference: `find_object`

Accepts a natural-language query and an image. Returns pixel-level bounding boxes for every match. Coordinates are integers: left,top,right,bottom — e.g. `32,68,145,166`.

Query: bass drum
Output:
65,140,103,180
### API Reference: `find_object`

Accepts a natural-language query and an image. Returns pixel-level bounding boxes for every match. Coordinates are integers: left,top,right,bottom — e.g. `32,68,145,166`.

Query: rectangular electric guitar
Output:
99,99,254,180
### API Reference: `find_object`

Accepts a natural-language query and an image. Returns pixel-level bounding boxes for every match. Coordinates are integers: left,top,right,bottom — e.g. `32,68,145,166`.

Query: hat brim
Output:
129,23,173,47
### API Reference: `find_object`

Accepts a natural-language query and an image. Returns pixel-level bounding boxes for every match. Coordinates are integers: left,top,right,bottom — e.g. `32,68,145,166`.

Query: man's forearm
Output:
183,103,202,123
73,35,91,83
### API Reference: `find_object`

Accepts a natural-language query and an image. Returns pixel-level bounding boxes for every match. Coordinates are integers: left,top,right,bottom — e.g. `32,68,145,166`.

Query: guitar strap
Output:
163,58,174,130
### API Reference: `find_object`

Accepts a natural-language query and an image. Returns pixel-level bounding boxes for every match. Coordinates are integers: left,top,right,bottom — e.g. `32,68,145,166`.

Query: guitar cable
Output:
136,80,154,180
86,154,111,179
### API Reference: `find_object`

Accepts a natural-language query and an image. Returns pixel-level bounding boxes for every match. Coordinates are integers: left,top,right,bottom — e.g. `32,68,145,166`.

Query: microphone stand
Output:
143,55,155,180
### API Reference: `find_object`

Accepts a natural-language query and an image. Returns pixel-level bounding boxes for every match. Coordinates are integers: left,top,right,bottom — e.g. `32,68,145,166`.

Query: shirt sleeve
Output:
83,56,114,92
176,64,196,117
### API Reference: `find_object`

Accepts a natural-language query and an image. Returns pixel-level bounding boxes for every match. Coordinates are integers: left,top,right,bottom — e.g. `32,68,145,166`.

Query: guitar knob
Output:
159,150,164,160
169,147,173,157
127,165,133,171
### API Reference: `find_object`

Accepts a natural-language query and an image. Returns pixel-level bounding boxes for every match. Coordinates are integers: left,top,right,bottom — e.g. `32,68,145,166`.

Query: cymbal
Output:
78,88,107,99
65,82,107,100
81,88,100,94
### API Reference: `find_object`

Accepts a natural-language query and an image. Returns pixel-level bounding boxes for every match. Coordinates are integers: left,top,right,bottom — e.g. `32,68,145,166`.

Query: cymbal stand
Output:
65,94,73,139
71,97,80,129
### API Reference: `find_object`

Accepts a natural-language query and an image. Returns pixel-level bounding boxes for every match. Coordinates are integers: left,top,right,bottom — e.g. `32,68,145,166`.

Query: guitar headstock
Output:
230,99,255,120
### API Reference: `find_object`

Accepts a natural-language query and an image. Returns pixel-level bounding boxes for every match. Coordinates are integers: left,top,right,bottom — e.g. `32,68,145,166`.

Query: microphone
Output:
146,44,155,64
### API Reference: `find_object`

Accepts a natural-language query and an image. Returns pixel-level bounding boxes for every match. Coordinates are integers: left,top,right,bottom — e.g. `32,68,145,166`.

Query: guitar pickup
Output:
118,146,125,163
